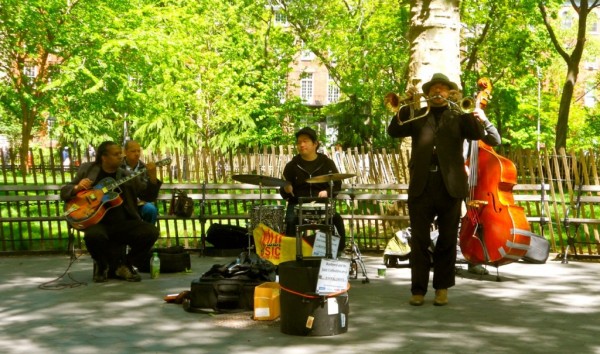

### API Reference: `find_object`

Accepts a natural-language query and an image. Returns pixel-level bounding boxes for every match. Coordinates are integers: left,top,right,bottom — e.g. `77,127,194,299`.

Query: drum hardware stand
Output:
345,187,369,283
231,173,289,264
199,182,207,256
250,180,265,253
306,173,367,282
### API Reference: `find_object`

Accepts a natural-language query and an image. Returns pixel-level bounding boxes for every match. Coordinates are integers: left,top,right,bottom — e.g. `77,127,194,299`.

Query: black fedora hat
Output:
422,73,459,94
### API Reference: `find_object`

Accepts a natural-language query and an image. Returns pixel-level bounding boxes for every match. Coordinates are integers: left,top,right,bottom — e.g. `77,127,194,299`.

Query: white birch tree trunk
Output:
408,0,462,92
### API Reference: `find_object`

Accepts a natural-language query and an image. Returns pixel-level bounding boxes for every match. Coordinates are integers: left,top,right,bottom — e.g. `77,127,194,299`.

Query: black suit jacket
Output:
388,106,485,199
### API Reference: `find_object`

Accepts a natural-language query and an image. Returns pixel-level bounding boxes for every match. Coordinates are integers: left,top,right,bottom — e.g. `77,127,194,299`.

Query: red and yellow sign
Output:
253,223,313,265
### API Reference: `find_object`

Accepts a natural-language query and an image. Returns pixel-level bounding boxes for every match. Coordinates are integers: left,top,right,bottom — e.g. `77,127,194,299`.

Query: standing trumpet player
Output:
387,73,488,306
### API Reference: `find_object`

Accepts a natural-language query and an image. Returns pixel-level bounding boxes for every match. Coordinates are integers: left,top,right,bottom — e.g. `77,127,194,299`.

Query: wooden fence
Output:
1,145,600,256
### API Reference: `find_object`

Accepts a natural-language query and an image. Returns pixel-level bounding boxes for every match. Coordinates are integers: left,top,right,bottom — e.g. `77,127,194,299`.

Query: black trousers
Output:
408,171,461,296
84,219,158,270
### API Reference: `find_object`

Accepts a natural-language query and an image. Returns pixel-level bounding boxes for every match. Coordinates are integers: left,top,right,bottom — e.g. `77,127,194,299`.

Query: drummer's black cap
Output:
295,127,318,142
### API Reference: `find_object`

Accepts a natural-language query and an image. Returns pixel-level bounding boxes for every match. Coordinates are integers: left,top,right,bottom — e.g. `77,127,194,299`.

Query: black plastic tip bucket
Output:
278,259,349,336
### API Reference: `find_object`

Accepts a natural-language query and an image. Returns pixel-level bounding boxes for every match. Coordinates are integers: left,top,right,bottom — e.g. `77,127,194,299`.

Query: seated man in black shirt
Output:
279,127,346,253
61,141,161,283
122,140,159,224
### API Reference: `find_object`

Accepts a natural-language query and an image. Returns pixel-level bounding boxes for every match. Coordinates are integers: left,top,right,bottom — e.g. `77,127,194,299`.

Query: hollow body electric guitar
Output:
64,158,171,230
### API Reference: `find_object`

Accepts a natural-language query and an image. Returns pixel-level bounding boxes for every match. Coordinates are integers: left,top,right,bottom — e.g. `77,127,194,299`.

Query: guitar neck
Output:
104,158,171,191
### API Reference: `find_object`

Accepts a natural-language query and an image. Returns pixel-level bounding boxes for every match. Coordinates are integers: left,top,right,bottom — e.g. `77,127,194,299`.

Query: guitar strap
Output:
87,164,101,185
87,164,124,186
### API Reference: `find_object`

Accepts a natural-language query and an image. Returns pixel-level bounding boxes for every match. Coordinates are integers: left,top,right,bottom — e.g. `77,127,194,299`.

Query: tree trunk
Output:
408,0,462,90
19,106,36,175
555,67,577,150
538,1,598,150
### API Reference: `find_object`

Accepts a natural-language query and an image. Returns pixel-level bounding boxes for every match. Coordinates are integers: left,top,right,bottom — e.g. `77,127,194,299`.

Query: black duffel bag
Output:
206,223,251,249
185,274,262,313
183,253,276,313
135,245,191,273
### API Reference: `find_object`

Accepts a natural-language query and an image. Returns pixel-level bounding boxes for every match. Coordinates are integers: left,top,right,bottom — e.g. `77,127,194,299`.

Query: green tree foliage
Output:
0,0,130,172
277,0,412,148
51,0,299,153
459,0,554,149
538,0,600,150
1,0,600,160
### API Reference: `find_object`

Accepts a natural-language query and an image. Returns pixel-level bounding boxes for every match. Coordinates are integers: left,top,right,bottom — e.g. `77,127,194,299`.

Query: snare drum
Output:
249,205,285,233
294,203,331,224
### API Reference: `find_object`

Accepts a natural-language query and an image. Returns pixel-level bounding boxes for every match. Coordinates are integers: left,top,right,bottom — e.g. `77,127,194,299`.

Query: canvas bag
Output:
169,189,194,218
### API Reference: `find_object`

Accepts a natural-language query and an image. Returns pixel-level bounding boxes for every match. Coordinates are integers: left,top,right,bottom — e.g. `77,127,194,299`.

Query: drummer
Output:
280,127,346,251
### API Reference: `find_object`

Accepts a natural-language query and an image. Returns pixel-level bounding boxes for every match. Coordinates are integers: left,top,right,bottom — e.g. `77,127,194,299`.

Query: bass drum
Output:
249,205,285,234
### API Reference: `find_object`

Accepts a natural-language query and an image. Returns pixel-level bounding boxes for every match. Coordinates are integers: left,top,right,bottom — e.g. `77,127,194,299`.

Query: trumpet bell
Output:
384,92,430,125
384,92,401,112
459,97,475,113
384,92,425,113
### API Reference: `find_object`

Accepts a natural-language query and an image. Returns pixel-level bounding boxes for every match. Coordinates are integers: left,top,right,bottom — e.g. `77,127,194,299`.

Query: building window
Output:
300,50,315,61
584,82,597,108
589,15,598,34
300,73,313,104
277,84,286,103
561,10,573,29
274,11,287,26
327,76,340,104
23,65,37,79
298,40,315,61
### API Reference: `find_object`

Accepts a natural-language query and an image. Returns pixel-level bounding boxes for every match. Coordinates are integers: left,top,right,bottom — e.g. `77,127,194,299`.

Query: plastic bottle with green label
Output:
150,252,160,279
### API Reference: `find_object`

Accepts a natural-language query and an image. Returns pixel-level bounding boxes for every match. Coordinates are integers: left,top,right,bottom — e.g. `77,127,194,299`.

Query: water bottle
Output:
150,252,160,279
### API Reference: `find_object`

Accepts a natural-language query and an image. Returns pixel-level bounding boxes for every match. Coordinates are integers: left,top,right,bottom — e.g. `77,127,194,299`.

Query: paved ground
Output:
1,251,599,354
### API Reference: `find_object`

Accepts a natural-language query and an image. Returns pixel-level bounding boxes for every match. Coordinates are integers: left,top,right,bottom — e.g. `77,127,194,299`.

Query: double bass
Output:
459,78,532,267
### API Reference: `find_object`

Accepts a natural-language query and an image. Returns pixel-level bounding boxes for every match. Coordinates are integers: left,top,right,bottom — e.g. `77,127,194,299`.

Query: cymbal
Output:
305,173,356,184
232,174,288,187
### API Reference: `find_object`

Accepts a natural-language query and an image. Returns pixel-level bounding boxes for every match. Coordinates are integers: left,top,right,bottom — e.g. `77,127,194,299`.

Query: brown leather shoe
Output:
115,265,142,282
409,294,425,306
434,289,448,306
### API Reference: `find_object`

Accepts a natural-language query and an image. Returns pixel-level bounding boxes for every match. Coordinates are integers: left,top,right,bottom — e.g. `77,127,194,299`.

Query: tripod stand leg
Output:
344,191,370,283
350,242,369,283
350,260,358,279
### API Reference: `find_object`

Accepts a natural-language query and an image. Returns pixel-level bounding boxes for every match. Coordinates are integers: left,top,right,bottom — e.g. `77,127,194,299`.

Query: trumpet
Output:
384,92,431,125
384,91,476,125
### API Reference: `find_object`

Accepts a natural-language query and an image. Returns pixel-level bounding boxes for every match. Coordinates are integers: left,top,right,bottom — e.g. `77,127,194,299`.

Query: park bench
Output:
157,182,411,251
155,183,285,251
512,183,553,238
0,182,411,253
0,180,573,255
0,184,78,254
561,183,600,262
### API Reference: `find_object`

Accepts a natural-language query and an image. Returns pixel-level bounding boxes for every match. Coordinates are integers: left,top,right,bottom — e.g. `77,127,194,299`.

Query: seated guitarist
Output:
122,140,158,224
60,141,162,283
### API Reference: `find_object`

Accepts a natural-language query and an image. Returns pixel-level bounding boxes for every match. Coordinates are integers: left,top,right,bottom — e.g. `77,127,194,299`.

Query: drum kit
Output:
232,174,288,251
232,172,369,283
